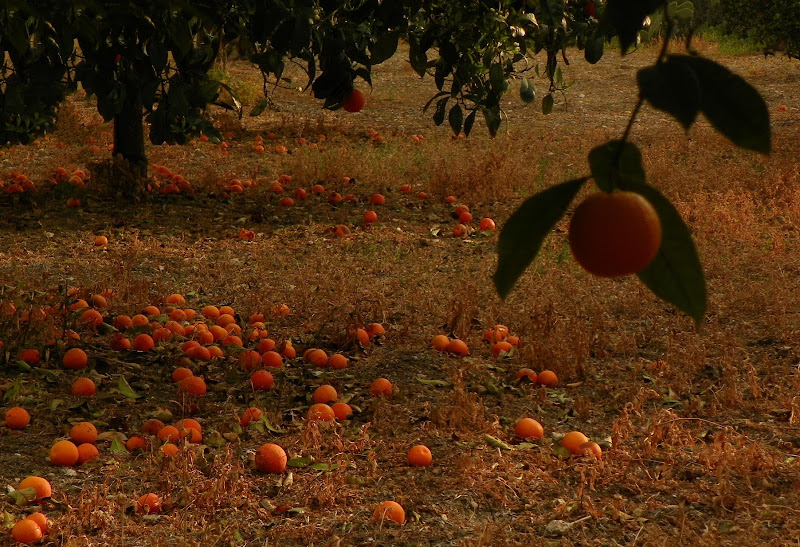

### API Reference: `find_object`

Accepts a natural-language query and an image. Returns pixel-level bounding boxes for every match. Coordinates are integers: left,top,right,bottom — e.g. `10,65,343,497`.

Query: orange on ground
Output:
431,334,450,351
327,353,348,370
18,476,51,500
568,190,662,277
201,305,220,320
172,367,193,382
261,350,283,368
143,305,160,316
307,403,335,422
355,328,369,346
50,440,79,466
132,334,155,352
537,370,558,387
446,339,468,356
11,519,42,544
142,419,165,435
5,406,30,429
77,443,100,463
257,338,275,352
366,322,385,337
370,193,385,205
562,431,591,455
70,422,98,444
126,436,148,451
331,402,353,421
364,210,378,223
131,314,149,326
113,315,133,330
62,347,88,369
308,349,328,367
579,441,603,459
514,418,544,440
479,217,496,231
175,418,202,434
109,333,131,351
238,349,261,371
373,501,405,524
221,334,243,347
18,348,41,365
157,425,180,442
492,341,514,357
25,513,48,534
407,445,433,467
136,493,161,514
370,378,393,397
186,345,211,360
165,293,185,305
255,443,287,474
250,370,274,391
160,443,179,457
240,407,263,427
179,376,206,396
313,384,338,404
515,368,538,384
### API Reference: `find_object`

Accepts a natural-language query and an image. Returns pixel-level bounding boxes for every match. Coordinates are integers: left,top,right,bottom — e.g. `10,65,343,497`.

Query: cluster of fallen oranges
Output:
0,167,88,198
2,290,600,541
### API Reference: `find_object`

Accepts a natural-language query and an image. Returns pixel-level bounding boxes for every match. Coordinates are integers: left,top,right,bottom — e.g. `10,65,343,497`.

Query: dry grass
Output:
1,42,800,545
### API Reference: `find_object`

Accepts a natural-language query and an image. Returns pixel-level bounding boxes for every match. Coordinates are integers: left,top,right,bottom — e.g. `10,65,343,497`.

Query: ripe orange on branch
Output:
568,190,662,278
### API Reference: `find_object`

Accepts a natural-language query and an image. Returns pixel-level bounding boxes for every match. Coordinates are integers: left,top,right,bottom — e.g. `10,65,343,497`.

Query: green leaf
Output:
117,375,140,399
110,437,127,452
463,110,477,137
249,97,271,117
422,91,449,113
588,140,646,192
669,55,770,154
287,456,313,468
370,32,399,65
638,59,701,130
409,39,428,78
432,97,448,126
493,178,588,299
7,488,37,506
633,184,707,326
259,416,284,433
489,63,505,92
448,104,463,135
483,106,501,137
584,30,605,64
309,462,339,472
606,0,663,54
542,93,554,114
483,434,512,450
520,77,535,103
417,377,449,387
97,322,118,335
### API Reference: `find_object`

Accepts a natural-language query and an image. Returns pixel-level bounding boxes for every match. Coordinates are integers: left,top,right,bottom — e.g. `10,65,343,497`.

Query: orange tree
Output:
719,0,800,59
0,1,773,323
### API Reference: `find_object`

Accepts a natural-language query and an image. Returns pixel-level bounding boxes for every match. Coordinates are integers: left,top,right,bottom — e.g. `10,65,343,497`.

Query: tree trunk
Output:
113,86,147,179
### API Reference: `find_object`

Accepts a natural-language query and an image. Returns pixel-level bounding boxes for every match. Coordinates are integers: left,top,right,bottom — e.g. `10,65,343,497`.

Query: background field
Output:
1,41,800,545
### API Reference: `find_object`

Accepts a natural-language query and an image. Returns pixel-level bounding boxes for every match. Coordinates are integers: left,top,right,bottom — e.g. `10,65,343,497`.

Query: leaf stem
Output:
613,8,675,169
